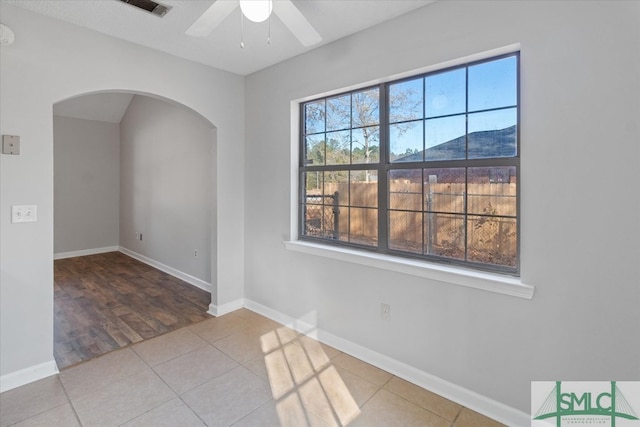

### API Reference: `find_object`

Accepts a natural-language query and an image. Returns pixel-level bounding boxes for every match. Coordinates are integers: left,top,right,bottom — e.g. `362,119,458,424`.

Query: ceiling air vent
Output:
118,0,172,17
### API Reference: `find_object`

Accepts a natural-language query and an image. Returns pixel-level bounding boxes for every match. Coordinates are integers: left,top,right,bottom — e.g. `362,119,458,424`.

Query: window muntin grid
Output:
300,53,519,275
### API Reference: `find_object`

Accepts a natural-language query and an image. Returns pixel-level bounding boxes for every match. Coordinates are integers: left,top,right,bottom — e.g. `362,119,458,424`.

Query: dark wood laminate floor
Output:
54,251,211,369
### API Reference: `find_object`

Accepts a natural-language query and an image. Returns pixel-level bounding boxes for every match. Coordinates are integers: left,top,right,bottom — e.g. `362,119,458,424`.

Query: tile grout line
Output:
226,322,348,426
352,373,395,416
130,328,221,427
66,345,179,427
0,377,75,427
56,374,85,427
380,375,457,426
113,366,192,427
91,345,170,427
450,405,463,426
176,394,209,427
129,328,212,368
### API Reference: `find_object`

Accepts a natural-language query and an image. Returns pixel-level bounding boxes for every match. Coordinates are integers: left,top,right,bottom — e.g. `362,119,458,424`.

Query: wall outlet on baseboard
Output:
194,250,198,257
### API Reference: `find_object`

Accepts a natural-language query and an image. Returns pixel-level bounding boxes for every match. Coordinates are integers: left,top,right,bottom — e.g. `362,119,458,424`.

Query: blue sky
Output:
305,55,518,158
390,55,517,155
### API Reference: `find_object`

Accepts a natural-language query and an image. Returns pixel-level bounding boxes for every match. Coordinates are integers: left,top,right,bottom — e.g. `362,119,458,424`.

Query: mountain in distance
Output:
395,125,517,162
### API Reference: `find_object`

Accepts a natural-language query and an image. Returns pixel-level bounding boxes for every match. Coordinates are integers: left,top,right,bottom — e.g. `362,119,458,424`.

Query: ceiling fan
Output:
186,0,322,47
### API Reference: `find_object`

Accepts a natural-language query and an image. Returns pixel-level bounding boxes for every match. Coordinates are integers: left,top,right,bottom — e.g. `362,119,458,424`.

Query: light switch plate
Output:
2,135,20,155
12,205,37,223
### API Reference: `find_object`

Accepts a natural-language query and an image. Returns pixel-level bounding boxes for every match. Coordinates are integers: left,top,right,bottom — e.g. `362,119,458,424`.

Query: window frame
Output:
298,52,521,277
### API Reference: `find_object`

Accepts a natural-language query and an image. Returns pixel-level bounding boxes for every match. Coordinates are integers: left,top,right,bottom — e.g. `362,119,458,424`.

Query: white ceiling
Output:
5,0,435,76
15,0,435,123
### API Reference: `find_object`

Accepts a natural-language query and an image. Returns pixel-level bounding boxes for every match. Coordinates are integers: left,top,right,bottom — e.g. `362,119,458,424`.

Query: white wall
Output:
2,0,638,419
120,95,213,282
244,0,640,417
0,3,244,387
53,116,120,254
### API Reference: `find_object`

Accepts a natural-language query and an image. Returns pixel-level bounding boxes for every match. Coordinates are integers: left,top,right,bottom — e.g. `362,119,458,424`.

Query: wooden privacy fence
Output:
305,181,517,265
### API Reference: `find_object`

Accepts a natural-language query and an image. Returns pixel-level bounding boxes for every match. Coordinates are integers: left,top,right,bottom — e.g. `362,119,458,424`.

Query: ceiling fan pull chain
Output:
240,11,245,49
267,13,271,45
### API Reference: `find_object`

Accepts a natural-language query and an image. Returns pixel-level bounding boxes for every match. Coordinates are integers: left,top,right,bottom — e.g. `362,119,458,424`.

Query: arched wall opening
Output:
53,91,217,289
52,90,218,366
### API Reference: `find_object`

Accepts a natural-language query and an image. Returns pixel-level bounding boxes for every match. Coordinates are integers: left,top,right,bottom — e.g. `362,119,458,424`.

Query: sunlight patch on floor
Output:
261,326,361,426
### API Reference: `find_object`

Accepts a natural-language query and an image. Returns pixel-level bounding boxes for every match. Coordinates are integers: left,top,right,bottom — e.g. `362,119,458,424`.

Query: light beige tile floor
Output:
0,309,506,427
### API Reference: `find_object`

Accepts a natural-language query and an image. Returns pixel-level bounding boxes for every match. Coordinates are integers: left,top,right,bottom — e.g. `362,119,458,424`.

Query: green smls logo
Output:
534,381,639,426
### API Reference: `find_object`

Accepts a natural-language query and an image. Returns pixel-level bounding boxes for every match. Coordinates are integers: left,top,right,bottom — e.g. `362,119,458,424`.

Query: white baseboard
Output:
54,246,119,260
0,360,59,393
118,247,212,294
208,298,245,316
244,299,530,427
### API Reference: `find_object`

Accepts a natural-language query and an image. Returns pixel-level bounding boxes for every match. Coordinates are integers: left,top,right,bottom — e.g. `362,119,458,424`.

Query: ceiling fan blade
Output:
273,0,321,47
186,0,238,37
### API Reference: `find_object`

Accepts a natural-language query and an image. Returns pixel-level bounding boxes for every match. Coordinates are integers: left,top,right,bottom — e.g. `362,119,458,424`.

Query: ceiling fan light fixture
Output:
239,0,273,23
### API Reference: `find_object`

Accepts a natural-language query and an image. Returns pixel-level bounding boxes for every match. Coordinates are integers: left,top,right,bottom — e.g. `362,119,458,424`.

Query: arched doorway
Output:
53,91,217,368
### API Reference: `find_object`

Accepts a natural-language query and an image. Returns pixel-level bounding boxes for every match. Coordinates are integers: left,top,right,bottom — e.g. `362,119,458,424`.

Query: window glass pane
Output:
350,170,378,208
305,135,325,166
305,100,325,134
325,130,350,165
351,126,380,164
425,213,465,259
468,56,517,112
467,216,517,267
425,68,466,118
303,205,331,238
326,95,350,131
389,169,422,211
305,171,343,241
333,207,348,243
389,178,423,211
389,78,423,123
352,88,380,128
304,171,323,196
468,108,517,159
349,207,377,246
467,167,516,216
323,171,348,200
425,115,466,160
424,168,465,214
303,203,333,238
303,173,334,239
390,121,423,163
389,210,422,254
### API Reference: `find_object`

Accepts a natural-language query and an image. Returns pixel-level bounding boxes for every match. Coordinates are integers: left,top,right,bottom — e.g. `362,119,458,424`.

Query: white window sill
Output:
283,240,534,299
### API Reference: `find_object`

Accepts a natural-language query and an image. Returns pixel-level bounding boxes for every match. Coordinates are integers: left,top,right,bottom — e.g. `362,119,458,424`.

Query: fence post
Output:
427,175,438,254
332,191,339,240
